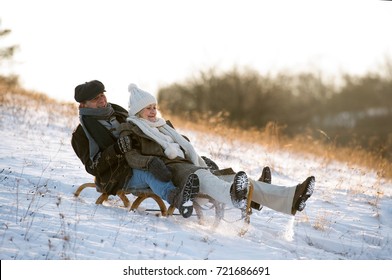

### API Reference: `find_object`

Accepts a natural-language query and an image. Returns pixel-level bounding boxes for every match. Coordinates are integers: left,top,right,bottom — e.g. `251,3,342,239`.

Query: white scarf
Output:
127,116,207,167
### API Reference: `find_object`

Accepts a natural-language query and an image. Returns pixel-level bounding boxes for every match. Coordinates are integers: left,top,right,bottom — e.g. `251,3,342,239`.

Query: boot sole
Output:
231,171,249,209
179,173,200,218
234,171,249,191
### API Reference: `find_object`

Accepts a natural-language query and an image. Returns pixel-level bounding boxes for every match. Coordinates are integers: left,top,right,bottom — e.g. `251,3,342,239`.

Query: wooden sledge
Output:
73,179,254,231
73,182,228,225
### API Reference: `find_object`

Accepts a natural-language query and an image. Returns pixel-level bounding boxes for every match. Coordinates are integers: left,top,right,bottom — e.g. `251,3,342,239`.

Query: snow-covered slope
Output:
1,93,391,261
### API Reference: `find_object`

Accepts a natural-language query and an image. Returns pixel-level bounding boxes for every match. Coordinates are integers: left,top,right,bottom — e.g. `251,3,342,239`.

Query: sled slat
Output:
130,192,168,216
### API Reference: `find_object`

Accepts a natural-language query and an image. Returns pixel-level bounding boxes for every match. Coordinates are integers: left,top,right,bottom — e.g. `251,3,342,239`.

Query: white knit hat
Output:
128,83,157,116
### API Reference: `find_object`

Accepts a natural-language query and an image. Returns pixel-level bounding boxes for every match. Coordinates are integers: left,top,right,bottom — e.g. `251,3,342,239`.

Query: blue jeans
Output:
124,169,176,202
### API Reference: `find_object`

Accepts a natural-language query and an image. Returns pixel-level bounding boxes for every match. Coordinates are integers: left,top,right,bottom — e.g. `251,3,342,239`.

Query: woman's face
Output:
139,103,157,122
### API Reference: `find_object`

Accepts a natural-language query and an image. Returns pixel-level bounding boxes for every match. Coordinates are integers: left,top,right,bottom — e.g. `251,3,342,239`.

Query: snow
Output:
1,93,392,278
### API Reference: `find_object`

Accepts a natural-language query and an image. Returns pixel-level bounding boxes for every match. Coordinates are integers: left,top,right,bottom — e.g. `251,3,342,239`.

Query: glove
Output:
114,135,132,154
147,157,172,182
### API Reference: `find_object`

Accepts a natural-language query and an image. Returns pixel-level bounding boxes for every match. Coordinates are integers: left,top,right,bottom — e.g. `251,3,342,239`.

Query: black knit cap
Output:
74,80,106,102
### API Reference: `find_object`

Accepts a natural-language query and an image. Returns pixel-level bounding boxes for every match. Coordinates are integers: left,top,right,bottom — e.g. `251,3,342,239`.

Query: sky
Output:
1,0,392,108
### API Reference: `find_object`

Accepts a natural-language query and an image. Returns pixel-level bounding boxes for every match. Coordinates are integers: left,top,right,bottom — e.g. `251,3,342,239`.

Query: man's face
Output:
82,93,107,108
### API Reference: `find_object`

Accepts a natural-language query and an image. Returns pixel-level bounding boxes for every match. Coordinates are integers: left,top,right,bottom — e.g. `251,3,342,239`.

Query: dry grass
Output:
312,211,333,232
0,83,78,129
164,112,392,181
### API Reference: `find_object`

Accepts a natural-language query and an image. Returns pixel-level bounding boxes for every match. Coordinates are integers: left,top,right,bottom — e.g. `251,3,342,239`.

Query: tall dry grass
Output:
164,112,392,181
0,82,78,129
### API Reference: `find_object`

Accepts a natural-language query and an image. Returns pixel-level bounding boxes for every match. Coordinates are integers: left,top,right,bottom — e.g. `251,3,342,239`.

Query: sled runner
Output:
74,178,254,232
73,182,229,225
74,183,170,215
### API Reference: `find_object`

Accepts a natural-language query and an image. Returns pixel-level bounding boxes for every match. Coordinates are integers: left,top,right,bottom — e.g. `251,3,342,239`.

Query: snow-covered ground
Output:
1,92,392,277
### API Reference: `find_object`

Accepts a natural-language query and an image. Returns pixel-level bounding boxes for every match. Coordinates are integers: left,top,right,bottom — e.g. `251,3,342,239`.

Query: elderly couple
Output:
71,80,315,219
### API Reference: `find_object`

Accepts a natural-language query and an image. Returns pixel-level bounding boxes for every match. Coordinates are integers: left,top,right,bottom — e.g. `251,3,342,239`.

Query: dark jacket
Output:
71,103,132,195
119,122,205,188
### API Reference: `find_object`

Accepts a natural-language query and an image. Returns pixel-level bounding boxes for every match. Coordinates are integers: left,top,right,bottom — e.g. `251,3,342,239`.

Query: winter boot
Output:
291,176,315,215
258,166,272,184
201,156,220,171
251,166,272,210
230,171,249,209
168,173,200,218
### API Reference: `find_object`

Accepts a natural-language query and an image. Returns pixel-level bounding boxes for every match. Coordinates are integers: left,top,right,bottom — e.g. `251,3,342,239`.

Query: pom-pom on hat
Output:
74,80,106,102
128,83,157,115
